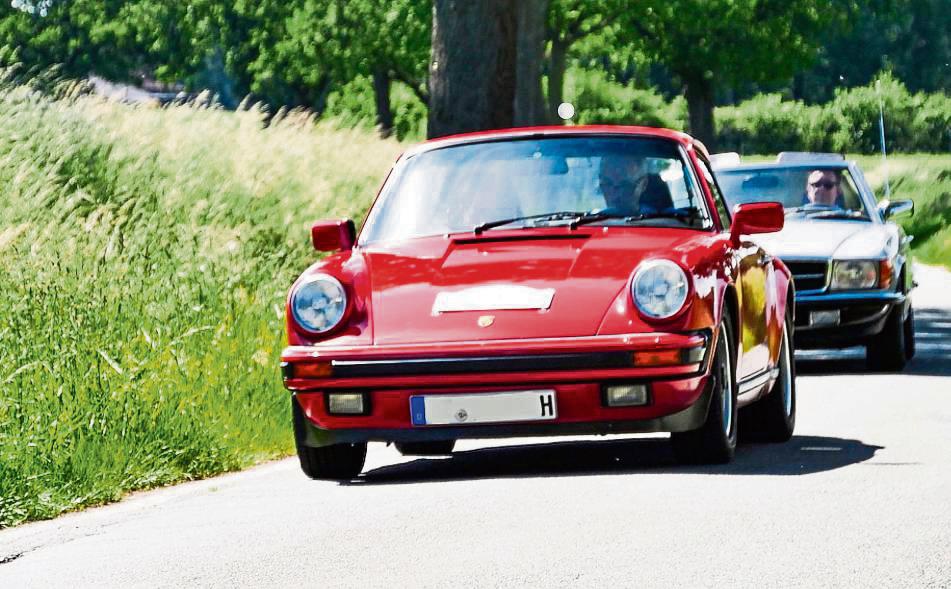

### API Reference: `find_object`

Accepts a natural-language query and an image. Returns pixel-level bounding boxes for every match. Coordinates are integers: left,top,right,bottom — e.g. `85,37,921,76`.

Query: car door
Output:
736,243,776,381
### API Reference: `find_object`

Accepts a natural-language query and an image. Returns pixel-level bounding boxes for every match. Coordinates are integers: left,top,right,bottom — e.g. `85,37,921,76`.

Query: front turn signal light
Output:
285,362,333,379
632,345,705,367
632,349,682,367
878,259,893,289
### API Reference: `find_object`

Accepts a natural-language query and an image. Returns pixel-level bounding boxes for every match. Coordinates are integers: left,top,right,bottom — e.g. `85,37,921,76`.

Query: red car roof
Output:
403,125,699,159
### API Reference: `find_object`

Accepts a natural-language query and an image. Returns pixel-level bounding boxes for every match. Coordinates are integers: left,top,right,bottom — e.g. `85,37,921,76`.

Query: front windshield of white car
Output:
716,166,871,221
360,136,714,245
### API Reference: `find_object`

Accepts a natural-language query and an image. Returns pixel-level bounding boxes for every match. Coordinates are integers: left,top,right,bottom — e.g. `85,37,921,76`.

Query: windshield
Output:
716,166,871,221
360,136,713,244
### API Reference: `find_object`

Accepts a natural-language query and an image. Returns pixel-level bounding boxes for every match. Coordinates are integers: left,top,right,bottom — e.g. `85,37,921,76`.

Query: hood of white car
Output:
752,219,897,259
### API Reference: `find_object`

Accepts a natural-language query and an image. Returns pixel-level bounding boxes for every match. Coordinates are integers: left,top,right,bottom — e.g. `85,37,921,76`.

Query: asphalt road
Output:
3,265,950,588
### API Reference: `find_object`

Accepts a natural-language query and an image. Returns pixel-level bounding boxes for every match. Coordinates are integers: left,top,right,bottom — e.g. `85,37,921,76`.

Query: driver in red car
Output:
598,154,674,216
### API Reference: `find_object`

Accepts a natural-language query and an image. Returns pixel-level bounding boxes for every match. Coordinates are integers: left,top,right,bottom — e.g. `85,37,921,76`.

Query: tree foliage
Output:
609,0,860,147
797,0,950,101
0,0,944,143
1,0,159,81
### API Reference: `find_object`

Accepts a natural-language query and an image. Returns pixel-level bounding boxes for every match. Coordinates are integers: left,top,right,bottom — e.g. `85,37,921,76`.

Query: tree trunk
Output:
306,76,333,116
428,0,517,138
547,38,568,124
203,46,238,109
684,76,716,150
372,67,394,138
514,0,549,126
792,72,805,102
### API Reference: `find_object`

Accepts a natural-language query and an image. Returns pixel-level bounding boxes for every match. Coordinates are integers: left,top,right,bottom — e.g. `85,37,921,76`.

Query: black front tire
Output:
395,440,456,456
866,305,908,372
740,311,796,443
292,397,367,480
671,317,738,464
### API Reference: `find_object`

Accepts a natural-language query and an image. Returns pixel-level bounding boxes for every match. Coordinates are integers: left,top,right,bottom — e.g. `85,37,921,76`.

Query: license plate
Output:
410,390,557,426
810,310,840,327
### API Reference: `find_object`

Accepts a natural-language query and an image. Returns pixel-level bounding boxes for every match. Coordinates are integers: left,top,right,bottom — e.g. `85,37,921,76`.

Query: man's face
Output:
600,158,642,208
806,170,841,206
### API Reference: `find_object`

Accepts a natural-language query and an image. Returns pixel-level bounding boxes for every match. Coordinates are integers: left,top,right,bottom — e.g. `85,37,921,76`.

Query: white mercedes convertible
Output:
714,153,915,371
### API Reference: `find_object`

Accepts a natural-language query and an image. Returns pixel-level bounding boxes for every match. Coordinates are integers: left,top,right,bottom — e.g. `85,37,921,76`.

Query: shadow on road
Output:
795,305,951,377
348,435,883,486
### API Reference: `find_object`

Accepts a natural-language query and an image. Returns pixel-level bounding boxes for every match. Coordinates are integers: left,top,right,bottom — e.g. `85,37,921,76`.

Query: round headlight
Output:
291,274,347,334
831,260,878,290
632,260,690,319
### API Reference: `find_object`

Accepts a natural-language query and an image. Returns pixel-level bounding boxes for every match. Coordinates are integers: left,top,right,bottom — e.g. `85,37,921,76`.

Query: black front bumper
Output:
794,291,906,349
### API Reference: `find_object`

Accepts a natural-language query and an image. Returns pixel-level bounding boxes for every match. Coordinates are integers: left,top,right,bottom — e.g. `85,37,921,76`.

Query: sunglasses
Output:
810,180,838,190
601,179,634,190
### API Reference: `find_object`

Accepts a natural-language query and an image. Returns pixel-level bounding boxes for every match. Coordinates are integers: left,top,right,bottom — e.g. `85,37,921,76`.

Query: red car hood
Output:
363,230,703,344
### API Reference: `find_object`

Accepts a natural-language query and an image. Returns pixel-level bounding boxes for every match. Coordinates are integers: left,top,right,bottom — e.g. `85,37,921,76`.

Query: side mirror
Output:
730,202,784,244
878,199,914,220
311,219,356,252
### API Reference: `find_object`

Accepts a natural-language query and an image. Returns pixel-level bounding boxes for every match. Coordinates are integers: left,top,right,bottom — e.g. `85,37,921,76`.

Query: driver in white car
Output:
805,169,845,207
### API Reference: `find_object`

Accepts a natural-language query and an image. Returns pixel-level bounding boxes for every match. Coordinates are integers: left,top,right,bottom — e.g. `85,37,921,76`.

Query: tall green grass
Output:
854,154,951,269
0,80,401,527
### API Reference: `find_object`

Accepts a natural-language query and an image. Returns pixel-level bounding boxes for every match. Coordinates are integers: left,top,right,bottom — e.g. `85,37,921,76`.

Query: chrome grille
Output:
785,260,828,292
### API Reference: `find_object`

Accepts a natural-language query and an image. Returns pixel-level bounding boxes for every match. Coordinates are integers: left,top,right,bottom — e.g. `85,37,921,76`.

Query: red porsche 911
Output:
281,126,796,479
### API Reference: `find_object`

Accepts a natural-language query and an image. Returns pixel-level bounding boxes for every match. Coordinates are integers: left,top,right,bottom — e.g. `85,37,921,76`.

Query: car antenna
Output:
876,79,891,201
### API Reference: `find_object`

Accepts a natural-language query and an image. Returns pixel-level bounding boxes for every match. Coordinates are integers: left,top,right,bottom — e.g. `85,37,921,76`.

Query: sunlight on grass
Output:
854,154,951,270
0,84,401,527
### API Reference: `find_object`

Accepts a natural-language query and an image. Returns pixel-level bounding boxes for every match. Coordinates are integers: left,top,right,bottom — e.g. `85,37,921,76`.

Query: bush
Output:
717,94,835,154
324,74,426,141
716,72,950,154
828,72,920,153
913,93,951,153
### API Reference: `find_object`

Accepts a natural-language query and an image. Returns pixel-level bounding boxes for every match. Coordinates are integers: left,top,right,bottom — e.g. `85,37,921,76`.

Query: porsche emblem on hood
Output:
477,315,495,328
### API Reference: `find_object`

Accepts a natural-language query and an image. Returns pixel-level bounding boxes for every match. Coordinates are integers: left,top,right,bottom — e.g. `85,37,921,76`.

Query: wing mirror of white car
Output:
878,199,914,220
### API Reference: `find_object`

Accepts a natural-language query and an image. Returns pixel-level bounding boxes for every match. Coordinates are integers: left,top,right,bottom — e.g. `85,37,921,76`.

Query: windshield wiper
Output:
572,208,702,228
785,205,838,215
473,211,587,234
785,205,868,220
804,210,869,220
474,207,702,234
567,211,633,228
